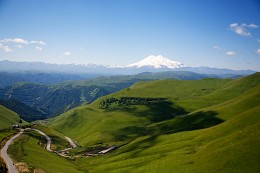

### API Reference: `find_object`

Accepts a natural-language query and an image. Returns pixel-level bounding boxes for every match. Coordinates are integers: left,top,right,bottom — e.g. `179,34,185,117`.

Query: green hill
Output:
48,73,260,146
0,105,26,130
37,72,260,172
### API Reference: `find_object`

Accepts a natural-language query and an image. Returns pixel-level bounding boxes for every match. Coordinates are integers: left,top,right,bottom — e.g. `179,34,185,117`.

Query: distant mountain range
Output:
0,55,256,76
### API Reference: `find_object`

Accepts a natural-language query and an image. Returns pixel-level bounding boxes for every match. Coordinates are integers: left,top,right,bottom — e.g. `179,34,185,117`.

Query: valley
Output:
0,72,259,173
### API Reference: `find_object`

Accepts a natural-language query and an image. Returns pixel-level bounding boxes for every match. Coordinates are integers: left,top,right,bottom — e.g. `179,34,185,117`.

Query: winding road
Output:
32,129,52,152
65,136,77,148
0,129,24,173
0,128,77,173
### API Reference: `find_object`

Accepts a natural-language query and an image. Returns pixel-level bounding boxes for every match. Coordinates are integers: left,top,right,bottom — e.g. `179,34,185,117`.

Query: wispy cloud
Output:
229,23,258,37
0,38,46,45
0,38,46,52
226,51,236,56
0,43,13,52
64,51,71,56
35,46,43,51
0,38,29,44
213,46,222,50
247,24,258,29
256,49,260,55
31,40,46,45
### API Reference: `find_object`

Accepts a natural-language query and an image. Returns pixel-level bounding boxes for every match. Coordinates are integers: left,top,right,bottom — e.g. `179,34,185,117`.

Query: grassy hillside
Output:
77,105,259,173
0,105,26,130
47,73,260,146
44,73,260,172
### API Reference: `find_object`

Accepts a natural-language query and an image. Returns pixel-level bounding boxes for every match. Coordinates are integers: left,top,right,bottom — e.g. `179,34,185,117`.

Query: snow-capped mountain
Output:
0,56,255,76
125,55,184,69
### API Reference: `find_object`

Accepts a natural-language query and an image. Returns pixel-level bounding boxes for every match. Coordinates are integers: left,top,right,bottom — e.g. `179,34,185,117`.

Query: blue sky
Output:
0,0,260,70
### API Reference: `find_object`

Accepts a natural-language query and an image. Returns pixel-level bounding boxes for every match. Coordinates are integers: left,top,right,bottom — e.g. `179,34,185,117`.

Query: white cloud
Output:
35,46,43,51
0,43,13,52
0,38,29,44
230,23,251,37
256,49,260,55
247,24,258,29
213,46,222,50
0,38,46,47
226,51,236,56
229,23,259,37
31,40,46,45
64,51,71,56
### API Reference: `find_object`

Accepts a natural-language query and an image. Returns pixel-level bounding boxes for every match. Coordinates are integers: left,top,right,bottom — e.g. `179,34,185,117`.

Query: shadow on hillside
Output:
119,101,188,123
148,111,224,135
112,110,224,151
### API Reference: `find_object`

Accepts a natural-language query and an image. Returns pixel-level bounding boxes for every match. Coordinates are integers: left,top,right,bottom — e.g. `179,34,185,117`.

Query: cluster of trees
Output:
99,97,167,108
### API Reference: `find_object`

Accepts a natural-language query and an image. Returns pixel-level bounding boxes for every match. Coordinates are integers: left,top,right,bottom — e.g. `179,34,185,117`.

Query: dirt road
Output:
0,129,24,173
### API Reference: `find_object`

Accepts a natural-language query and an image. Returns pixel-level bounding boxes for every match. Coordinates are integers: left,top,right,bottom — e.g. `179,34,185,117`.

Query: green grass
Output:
0,130,14,142
8,130,82,173
73,105,260,173
0,105,26,130
47,73,260,146
0,130,15,150
34,73,260,172
47,106,148,146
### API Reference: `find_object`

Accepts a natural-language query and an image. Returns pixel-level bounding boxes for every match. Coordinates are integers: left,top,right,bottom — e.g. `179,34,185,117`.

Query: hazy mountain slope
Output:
0,99,49,122
0,71,99,87
0,83,112,117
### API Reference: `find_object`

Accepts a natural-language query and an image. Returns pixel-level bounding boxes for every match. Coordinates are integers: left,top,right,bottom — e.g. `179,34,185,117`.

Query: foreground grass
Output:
8,130,82,173
74,105,260,173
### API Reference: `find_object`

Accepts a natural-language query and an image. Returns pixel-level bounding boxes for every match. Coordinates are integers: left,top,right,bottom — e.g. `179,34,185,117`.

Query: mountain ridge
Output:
0,55,256,75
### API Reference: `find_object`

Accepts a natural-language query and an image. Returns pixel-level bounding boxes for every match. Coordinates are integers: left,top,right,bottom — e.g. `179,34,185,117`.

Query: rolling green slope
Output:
47,73,259,145
45,73,260,172
46,77,228,146
80,105,259,173
0,105,25,130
